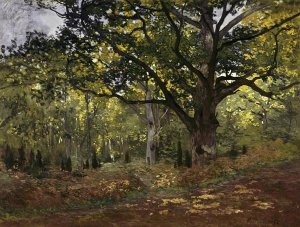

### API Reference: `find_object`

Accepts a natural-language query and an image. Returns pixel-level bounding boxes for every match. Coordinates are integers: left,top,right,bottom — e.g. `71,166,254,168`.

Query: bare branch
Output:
280,81,300,91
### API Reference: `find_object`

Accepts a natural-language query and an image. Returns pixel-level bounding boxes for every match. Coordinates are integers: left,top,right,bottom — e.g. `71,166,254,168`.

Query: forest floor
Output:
0,157,300,227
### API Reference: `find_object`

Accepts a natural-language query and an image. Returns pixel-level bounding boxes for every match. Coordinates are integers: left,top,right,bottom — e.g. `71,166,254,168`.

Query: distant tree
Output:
85,159,90,169
61,159,65,171
4,145,14,169
66,157,72,172
29,150,35,168
18,146,26,169
36,150,43,168
242,145,248,155
229,144,239,159
184,150,192,168
177,141,183,167
124,150,130,164
92,151,99,169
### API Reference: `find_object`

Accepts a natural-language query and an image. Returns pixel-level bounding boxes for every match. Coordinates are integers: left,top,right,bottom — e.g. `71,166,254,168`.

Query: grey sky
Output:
0,0,63,47
0,0,242,48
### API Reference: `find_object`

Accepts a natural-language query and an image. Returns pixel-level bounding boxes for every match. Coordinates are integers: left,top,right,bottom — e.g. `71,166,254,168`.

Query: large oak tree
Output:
34,0,300,166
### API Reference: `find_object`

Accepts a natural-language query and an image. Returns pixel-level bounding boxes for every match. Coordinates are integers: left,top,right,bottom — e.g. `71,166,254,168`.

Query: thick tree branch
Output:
220,11,300,49
106,40,195,130
74,85,166,105
194,5,214,35
216,74,273,103
160,0,208,86
219,3,270,38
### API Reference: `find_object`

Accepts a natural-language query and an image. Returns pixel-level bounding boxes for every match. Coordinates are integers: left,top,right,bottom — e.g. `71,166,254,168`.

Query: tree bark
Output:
191,124,218,166
190,86,219,166
105,139,112,162
145,87,156,165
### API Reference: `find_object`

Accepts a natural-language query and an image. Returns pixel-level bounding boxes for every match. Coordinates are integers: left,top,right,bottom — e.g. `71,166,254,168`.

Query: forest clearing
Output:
1,0,300,226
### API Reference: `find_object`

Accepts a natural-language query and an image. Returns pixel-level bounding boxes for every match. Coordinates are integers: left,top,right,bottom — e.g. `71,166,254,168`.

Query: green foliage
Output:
0,0,299,170
180,138,300,186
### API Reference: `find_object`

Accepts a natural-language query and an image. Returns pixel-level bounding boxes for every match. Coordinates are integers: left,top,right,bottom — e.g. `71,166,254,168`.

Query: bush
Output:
228,144,239,159
242,145,248,154
179,138,300,186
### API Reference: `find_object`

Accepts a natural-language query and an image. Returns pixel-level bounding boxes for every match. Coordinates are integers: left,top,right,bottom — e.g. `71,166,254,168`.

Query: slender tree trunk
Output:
120,137,130,163
100,131,106,160
48,122,55,155
101,138,112,163
85,93,92,154
155,104,160,162
145,87,156,165
106,139,112,162
63,85,71,158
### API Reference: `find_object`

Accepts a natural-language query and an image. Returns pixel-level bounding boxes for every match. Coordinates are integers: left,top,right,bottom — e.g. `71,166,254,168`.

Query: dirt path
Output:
2,160,300,227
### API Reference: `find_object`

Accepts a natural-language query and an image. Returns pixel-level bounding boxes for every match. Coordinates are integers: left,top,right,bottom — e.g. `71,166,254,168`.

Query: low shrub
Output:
179,139,299,186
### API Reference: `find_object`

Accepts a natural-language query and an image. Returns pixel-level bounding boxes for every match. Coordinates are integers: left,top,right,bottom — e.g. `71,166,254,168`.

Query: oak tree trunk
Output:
191,124,217,166
190,83,218,166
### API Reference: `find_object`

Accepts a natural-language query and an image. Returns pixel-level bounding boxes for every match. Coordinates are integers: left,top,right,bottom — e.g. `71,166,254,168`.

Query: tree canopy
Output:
1,0,300,166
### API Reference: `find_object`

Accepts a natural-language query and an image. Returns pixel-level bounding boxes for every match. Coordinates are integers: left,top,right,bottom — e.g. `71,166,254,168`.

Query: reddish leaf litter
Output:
1,160,300,227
